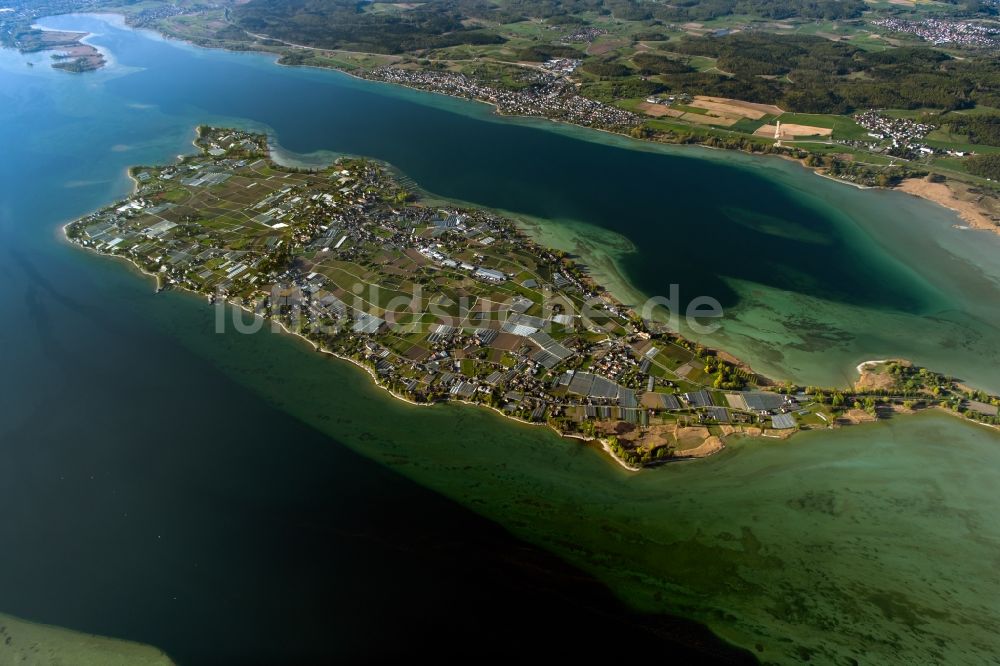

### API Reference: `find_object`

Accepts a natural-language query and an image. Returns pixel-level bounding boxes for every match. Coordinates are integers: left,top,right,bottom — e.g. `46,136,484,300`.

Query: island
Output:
65,127,1000,469
11,25,104,71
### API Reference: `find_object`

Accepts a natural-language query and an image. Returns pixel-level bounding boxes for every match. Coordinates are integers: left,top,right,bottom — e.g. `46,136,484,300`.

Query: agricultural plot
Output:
754,123,833,140
691,96,783,119
639,96,783,128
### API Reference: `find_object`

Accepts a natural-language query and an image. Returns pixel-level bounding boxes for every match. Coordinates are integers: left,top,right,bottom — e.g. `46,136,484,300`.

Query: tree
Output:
966,154,1000,180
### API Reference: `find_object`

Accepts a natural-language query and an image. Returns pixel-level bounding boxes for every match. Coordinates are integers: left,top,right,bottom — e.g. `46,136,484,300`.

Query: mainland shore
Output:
895,177,1000,233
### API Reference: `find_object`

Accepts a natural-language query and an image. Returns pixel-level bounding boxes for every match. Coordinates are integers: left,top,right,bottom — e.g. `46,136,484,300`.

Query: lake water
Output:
1,13,998,665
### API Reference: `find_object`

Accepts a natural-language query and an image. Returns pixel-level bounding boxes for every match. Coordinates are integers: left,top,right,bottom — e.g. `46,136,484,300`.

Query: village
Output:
65,127,1000,467
366,66,639,130
872,16,1000,49
850,110,958,159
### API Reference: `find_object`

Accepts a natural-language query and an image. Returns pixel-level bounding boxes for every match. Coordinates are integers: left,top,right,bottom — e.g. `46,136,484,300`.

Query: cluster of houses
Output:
542,57,581,76
366,66,640,129
127,3,226,29
645,90,695,105
872,17,1000,49
587,342,643,387
853,110,940,158
562,26,608,43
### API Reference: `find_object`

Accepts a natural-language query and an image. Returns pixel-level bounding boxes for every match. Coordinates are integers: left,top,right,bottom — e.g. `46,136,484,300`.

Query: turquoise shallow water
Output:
1,13,999,665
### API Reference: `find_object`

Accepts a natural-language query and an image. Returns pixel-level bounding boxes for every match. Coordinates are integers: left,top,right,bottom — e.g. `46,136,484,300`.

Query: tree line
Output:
943,114,1000,147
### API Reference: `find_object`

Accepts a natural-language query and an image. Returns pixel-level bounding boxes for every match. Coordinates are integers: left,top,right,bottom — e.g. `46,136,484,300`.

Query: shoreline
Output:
895,177,1000,234
856,358,895,374
258,317,653,471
